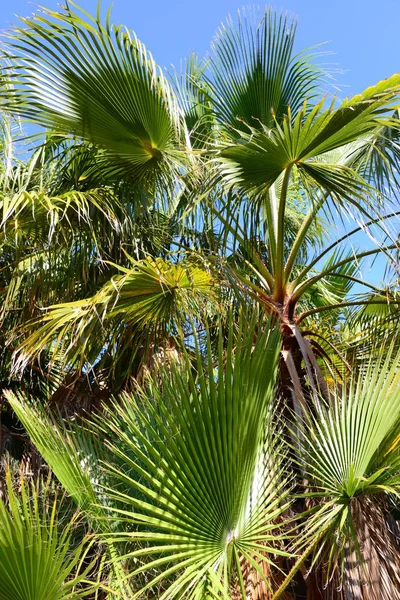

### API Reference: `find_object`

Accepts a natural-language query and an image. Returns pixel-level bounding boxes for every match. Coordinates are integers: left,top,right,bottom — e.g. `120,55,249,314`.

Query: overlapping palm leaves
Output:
7,389,134,598
0,131,139,397
215,75,400,399
218,79,400,295
96,315,287,599
0,473,97,600
2,2,399,386
1,3,400,599
8,315,290,599
12,255,216,383
1,151,126,318
9,311,400,599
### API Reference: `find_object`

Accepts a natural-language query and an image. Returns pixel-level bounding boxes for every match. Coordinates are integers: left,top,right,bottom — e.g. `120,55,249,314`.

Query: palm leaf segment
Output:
2,2,186,184
94,315,288,599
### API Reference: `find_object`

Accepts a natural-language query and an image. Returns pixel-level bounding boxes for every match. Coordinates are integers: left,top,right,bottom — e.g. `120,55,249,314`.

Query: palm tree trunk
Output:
310,497,400,599
236,554,295,599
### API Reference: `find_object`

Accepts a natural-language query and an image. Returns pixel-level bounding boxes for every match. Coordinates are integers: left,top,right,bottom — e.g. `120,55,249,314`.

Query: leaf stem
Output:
274,165,292,302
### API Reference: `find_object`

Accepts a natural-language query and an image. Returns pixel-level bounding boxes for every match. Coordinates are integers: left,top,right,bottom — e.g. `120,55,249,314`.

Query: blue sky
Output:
1,0,398,97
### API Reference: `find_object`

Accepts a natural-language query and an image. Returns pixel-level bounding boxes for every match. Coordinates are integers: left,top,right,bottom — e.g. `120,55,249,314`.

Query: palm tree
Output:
7,315,290,599
7,318,400,599
2,4,399,401
1,3,400,599
0,118,216,401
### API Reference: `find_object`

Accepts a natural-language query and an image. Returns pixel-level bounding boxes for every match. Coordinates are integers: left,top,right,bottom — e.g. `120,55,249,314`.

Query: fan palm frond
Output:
93,313,290,599
12,255,216,376
209,7,326,133
0,471,97,600
2,2,188,188
294,347,400,597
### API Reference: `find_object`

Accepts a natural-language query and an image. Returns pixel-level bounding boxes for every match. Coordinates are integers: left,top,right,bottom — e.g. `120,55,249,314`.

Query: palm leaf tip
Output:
209,6,326,133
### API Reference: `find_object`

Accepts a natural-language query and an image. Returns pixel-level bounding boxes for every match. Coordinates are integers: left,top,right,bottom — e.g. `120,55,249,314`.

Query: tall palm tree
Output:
1,3,398,401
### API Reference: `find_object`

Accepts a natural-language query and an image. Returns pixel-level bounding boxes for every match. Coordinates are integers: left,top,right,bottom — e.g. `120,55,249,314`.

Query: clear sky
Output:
1,0,399,97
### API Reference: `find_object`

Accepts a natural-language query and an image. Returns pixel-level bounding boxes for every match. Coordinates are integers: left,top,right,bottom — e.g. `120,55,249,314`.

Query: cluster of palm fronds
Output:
0,3,400,598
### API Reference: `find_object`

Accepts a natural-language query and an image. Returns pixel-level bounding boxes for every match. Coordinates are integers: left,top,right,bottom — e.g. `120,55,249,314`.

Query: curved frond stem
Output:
265,184,279,272
291,211,400,289
301,330,353,372
283,189,330,284
291,244,397,303
298,297,400,324
274,165,292,302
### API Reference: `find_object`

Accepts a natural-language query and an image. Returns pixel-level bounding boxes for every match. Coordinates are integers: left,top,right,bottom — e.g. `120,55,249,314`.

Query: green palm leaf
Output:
0,473,96,600
13,255,216,373
1,186,123,247
294,347,400,591
92,314,289,598
5,390,106,521
219,76,400,197
2,2,187,186
6,390,135,598
209,8,324,133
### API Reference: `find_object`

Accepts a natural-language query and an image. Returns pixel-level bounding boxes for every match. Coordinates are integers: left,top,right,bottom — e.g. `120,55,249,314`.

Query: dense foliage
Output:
0,4,400,599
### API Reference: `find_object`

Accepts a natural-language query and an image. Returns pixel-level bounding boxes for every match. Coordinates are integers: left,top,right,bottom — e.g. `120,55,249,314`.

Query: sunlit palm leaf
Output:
2,2,187,186
1,186,123,245
172,53,216,149
209,8,325,133
5,390,105,520
219,76,400,198
0,472,96,600
13,255,216,373
6,391,134,598
93,314,289,599
294,348,400,594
